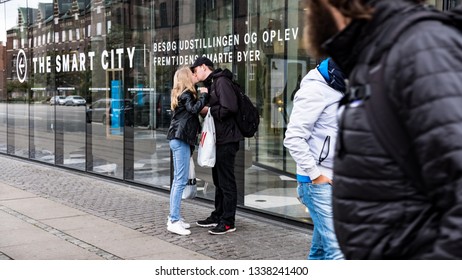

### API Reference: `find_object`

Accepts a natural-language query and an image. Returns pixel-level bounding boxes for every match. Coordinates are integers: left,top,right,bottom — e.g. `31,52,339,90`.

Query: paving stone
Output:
0,156,311,260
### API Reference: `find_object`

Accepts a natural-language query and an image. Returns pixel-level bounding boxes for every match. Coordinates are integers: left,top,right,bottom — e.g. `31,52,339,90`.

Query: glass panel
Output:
86,1,124,178
0,5,7,153
129,0,172,187
428,0,444,9
194,0,235,195
53,0,88,171
243,0,312,222
4,0,30,158
447,0,462,8
429,0,462,10
30,0,55,164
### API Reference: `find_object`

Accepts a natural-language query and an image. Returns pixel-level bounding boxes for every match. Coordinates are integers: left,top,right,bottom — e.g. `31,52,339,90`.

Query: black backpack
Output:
342,5,462,187
231,81,260,138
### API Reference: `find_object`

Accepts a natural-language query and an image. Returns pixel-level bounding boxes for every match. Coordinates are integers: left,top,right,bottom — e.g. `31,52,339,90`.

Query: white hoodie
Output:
283,68,343,180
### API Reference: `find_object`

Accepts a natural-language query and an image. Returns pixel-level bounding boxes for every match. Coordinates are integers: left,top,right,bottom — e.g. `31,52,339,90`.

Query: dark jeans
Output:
210,142,240,225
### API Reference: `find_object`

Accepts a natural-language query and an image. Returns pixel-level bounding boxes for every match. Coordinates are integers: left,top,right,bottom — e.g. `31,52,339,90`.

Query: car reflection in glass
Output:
50,95,67,106
64,95,87,106
86,98,134,126
156,93,172,129
132,92,171,129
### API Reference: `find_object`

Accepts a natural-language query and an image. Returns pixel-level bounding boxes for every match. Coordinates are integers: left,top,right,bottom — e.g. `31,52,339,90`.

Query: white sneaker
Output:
167,221,191,236
167,218,190,229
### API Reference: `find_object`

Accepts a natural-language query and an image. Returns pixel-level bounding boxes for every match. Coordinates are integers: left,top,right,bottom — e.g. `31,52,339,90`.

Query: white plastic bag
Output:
182,157,197,199
197,109,216,167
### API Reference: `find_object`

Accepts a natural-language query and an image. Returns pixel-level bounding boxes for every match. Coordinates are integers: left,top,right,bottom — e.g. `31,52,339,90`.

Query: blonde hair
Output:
171,67,197,110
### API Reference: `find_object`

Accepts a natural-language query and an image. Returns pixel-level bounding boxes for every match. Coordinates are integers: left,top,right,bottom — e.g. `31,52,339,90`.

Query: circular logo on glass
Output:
16,49,27,83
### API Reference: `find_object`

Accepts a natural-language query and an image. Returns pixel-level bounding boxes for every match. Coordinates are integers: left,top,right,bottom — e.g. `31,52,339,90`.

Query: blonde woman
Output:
166,67,209,236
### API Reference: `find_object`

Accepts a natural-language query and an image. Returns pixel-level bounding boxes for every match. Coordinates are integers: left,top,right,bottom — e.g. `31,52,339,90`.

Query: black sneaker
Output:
208,222,236,235
196,216,219,228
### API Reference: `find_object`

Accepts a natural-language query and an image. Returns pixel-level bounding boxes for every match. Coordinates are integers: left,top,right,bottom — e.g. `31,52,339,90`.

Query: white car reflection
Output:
64,95,86,106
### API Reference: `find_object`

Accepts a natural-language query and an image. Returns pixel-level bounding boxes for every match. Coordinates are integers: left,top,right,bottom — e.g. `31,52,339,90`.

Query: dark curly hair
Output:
326,0,426,19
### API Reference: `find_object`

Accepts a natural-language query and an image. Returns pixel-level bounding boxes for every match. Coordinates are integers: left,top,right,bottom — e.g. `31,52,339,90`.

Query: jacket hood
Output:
301,68,330,91
203,68,233,87
317,58,346,92
212,68,234,80
303,67,325,84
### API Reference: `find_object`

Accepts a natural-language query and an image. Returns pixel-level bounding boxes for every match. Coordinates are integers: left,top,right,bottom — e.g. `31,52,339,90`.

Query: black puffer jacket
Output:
325,1,462,259
167,90,208,146
203,68,243,144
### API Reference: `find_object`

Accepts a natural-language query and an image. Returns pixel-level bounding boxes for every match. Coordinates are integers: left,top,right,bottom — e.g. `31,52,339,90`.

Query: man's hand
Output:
200,106,209,117
312,174,333,185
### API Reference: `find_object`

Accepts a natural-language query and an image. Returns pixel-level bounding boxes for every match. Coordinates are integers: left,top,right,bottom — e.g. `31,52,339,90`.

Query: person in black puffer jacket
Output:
304,0,462,259
166,66,209,236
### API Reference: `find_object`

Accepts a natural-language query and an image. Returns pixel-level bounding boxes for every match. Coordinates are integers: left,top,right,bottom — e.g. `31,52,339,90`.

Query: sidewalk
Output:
0,183,210,260
0,155,311,260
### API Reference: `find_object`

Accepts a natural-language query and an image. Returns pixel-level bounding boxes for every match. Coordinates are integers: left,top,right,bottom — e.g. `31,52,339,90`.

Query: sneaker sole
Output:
208,228,236,235
196,222,218,228
167,227,191,236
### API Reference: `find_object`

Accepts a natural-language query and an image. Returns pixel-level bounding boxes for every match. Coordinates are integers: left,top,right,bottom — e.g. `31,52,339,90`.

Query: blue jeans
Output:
297,182,344,260
169,139,191,223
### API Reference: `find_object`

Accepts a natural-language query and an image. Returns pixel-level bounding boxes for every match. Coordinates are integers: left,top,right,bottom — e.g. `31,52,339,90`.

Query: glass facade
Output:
1,0,459,225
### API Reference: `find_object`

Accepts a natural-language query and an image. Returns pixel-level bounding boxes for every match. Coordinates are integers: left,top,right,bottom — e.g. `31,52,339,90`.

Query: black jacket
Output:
203,68,244,144
325,0,462,259
167,90,208,147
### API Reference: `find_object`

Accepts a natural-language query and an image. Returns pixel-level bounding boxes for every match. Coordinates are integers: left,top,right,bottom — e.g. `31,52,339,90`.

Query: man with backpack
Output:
190,57,244,235
304,0,462,259
284,58,346,260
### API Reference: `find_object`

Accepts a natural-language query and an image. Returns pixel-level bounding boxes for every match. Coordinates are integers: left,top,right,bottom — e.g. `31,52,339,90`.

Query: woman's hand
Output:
312,174,333,185
198,87,208,94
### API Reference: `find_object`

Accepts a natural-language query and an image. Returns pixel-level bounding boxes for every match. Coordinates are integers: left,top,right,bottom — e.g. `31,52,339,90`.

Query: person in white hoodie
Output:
284,58,345,260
